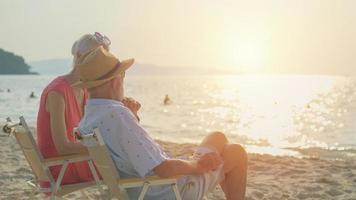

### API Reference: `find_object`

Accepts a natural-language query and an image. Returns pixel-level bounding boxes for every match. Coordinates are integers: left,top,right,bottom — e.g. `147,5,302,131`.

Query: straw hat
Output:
72,46,134,88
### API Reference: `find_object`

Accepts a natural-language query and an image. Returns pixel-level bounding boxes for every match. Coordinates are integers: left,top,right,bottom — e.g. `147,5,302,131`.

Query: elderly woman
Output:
36,32,110,187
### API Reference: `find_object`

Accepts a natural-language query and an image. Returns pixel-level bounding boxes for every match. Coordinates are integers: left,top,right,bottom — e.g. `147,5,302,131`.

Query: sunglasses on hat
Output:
93,32,111,48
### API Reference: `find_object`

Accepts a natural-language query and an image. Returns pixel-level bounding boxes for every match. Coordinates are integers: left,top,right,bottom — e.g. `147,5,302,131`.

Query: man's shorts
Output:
179,145,225,200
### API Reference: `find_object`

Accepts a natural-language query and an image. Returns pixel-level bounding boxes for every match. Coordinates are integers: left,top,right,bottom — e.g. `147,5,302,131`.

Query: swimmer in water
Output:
30,91,36,98
163,94,172,105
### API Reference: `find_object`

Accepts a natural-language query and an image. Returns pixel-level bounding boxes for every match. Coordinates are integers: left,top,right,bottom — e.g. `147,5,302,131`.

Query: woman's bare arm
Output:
46,91,88,155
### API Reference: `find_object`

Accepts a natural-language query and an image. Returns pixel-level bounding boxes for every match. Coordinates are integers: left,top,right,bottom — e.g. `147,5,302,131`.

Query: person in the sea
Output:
163,94,172,105
36,32,112,188
29,91,36,98
77,46,247,200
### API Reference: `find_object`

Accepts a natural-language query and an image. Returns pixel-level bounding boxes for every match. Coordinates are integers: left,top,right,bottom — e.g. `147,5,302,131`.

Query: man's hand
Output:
153,153,223,178
194,152,222,174
122,97,141,121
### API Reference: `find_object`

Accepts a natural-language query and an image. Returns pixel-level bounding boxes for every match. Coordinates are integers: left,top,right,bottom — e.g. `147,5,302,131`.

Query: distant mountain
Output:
29,59,72,75
0,48,37,74
126,63,230,76
29,58,229,75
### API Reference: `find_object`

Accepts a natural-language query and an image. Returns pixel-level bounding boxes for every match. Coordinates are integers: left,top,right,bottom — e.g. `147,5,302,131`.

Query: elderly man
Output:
76,46,247,200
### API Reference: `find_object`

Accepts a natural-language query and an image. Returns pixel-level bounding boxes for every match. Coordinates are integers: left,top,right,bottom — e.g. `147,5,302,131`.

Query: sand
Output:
1,127,356,200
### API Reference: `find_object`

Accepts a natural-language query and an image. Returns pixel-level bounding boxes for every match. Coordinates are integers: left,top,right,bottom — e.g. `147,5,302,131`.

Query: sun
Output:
223,35,266,73
228,43,265,72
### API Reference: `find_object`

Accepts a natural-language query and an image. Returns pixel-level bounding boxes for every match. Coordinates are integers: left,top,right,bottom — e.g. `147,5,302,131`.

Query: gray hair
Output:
71,34,101,65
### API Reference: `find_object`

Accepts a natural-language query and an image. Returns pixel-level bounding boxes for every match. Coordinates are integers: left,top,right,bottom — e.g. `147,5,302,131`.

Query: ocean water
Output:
1,75,356,158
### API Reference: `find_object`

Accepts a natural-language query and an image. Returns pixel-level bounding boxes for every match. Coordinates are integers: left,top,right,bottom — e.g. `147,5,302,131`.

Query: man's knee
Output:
222,144,248,173
201,131,228,154
224,144,248,164
207,131,228,143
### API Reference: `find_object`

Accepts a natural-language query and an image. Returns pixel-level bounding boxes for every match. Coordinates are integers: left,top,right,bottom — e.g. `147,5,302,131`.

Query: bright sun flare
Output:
224,37,266,73
231,44,264,72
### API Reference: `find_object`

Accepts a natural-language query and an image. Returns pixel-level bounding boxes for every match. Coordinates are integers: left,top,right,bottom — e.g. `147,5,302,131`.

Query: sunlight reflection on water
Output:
1,75,355,157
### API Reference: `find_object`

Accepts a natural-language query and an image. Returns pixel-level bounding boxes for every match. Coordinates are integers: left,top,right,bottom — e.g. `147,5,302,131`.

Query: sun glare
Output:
222,31,267,73
227,42,265,73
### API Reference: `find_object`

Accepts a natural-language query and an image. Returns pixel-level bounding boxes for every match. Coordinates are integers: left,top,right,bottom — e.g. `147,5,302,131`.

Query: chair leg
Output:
138,183,150,200
88,160,105,197
53,161,69,195
172,183,182,200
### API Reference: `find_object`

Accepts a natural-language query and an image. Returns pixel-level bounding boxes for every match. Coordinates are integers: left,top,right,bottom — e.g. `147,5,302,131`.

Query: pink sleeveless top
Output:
37,76,93,186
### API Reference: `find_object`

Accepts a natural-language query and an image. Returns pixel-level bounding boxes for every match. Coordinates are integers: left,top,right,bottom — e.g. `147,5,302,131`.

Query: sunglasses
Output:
93,32,111,48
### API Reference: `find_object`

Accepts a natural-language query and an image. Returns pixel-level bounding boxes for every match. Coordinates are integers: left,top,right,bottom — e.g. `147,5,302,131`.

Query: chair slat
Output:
13,125,52,182
79,128,182,199
7,117,103,199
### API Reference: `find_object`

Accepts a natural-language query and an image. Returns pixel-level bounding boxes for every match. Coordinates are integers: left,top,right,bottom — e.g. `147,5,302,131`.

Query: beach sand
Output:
1,127,356,200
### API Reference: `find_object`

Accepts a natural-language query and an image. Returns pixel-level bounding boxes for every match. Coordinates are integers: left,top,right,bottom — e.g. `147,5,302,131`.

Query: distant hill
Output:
30,59,72,75
0,49,37,74
29,58,229,75
29,58,355,76
126,63,230,76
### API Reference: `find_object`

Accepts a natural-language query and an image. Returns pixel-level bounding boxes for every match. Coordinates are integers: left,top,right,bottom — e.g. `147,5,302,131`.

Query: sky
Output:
1,0,356,74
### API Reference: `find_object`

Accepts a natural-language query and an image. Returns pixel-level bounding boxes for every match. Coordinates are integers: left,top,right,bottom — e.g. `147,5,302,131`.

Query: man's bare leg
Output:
199,131,247,200
220,144,247,200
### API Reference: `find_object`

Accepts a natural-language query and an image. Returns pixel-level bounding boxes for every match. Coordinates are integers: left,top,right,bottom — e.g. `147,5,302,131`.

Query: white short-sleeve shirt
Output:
79,99,181,199
79,99,168,177
79,99,223,200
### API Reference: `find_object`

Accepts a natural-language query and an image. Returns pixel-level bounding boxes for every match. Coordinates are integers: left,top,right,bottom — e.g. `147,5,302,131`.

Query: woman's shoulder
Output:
44,76,69,94
38,76,67,114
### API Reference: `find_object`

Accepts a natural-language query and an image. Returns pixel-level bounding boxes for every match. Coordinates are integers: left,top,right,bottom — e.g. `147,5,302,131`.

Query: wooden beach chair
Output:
2,116,104,200
75,127,182,200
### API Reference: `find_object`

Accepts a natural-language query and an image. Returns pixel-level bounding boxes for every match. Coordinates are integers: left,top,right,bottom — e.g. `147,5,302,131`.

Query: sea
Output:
1,75,356,159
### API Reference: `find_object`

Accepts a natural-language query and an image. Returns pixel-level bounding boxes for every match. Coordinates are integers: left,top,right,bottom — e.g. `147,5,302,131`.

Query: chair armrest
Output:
44,153,91,167
119,176,180,188
144,175,181,181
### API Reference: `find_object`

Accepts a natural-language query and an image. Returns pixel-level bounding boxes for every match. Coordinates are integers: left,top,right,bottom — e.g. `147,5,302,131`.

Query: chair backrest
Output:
75,127,128,199
13,116,53,182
